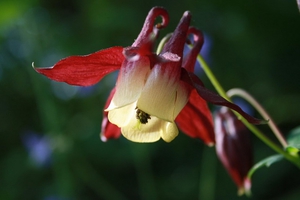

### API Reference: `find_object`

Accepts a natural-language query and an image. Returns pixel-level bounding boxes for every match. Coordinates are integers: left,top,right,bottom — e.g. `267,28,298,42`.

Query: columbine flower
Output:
214,107,253,195
34,7,261,143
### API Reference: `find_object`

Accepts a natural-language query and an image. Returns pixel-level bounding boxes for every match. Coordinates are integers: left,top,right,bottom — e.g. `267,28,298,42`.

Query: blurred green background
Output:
1,0,300,199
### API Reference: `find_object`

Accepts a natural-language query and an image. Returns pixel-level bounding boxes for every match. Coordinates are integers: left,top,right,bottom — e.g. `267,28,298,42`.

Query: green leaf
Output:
247,154,284,179
286,146,300,158
286,126,300,157
287,126,300,149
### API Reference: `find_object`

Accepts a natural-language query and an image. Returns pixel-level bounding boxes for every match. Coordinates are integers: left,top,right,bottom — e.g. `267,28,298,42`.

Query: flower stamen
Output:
135,107,151,124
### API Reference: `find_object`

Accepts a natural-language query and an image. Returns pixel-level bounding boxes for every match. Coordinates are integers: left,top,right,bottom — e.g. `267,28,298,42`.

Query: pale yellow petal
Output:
121,114,179,143
173,82,190,118
108,102,136,127
121,116,162,143
106,57,150,111
137,63,181,122
161,122,179,142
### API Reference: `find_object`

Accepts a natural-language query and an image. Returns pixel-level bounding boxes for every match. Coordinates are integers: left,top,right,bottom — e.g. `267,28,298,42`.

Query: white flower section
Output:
137,62,185,122
107,53,189,143
108,102,137,127
106,57,150,111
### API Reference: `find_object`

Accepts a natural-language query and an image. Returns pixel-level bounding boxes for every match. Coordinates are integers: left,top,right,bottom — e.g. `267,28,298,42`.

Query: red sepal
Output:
176,89,215,145
180,68,263,125
34,46,124,86
100,88,121,141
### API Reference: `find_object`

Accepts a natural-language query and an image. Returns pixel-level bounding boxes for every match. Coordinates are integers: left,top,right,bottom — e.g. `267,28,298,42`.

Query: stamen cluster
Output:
135,107,151,124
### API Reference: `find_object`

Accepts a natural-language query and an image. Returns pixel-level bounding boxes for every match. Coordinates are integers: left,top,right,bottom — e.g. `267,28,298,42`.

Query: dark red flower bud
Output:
214,107,252,195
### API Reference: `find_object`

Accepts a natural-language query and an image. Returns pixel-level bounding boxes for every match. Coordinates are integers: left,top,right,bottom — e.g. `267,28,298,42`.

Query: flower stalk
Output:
197,55,300,168
197,55,229,100
226,88,288,148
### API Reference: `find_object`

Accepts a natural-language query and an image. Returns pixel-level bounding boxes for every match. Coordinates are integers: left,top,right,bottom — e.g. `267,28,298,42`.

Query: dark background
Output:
1,0,300,199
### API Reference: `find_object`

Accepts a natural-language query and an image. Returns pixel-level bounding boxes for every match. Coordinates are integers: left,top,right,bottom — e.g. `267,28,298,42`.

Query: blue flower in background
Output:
44,195,70,200
22,132,52,167
233,97,254,117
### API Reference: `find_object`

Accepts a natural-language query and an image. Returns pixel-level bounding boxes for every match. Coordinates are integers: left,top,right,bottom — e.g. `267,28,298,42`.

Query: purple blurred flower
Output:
22,132,52,167
200,33,212,63
77,85,97,97
44,195,70,200
233,97,254,117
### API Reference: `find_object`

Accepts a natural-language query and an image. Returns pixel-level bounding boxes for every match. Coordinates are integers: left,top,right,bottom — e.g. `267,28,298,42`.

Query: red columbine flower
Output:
34,7,261,143
214,107,252,195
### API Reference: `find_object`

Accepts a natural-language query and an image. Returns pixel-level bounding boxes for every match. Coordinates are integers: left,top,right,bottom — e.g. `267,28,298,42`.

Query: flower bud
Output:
214,107,252,195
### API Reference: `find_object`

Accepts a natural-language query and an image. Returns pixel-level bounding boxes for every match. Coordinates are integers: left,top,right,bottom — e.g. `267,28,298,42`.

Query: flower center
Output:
135,107,151,124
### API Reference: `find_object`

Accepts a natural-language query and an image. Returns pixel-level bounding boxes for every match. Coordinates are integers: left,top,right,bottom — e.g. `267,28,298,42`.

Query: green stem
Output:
227,88,288,148
156,33,172,55
130,144,157,200
198,147,217,200
197,55,300,168
197,55,229,100
242,120,300,168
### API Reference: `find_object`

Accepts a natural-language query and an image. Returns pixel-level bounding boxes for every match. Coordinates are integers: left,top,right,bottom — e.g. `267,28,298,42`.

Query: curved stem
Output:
197,55,300,168
197,55,229,100
241,119,300,168
156,33,172,54
227,88,288,148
